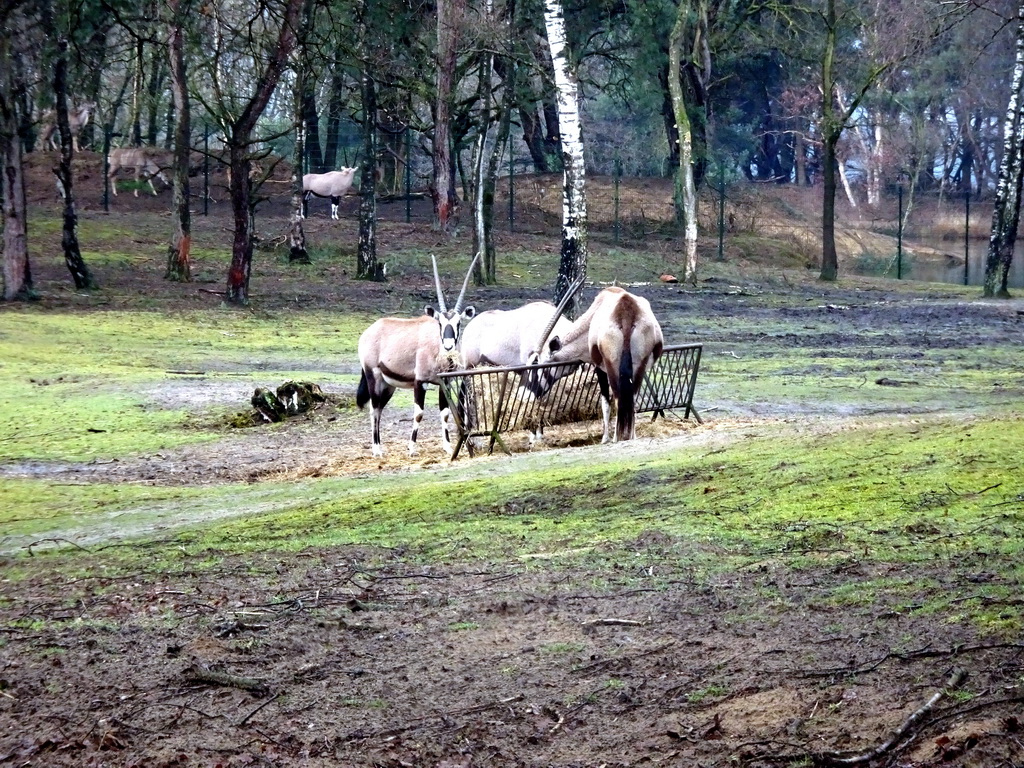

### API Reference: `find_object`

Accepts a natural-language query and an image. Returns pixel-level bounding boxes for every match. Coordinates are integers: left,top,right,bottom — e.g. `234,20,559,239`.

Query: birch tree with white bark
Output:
668,0,700,285
543,0,587,316
984,0,1024,299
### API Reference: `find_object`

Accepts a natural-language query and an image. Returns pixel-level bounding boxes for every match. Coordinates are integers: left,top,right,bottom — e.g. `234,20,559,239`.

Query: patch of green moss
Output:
0,309,367,461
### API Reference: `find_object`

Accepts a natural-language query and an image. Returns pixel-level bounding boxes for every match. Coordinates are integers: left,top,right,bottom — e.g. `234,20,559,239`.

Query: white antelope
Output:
37,102,95,152
303,168,357,219
530,285,664,442
356,254,479,458
107,147,171,196
459,280,580,444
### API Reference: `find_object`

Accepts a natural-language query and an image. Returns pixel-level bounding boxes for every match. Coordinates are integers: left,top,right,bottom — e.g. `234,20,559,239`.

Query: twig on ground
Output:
184,662,269,694
581,618,644,628
23,537,90,556
816,668,968,766
572,641,676,675
238,693,281,727
803,642,1024,678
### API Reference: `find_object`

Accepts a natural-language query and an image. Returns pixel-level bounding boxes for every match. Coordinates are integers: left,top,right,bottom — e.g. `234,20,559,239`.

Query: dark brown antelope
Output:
107,147,171,196
37,102,95,152
356,254,479,457
531,285,663,442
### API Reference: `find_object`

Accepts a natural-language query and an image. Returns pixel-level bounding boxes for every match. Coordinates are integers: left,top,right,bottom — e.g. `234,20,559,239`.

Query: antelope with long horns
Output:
460,279,581,444
356,254,479,457
302,168,357,219
529,284,663,442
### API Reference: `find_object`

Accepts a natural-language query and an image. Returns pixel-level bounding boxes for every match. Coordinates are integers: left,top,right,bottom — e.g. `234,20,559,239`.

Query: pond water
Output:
857,237,1024,289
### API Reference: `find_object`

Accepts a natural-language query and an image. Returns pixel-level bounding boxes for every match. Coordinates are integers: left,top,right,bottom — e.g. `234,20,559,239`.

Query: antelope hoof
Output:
407,442,419,457
371,445,384,458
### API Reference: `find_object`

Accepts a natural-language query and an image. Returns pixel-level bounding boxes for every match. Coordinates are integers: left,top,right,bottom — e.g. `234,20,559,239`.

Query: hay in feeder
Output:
448,363,602,437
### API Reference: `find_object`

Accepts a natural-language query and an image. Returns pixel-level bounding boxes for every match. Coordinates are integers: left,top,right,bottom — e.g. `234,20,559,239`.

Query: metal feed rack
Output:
437,343,702,460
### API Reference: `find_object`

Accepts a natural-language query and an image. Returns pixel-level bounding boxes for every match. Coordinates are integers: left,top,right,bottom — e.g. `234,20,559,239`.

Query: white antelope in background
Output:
356,254,479,457
460,279,581,444
530,285,663,442
37,102,95,152
107,147,171,196
302,168,357,219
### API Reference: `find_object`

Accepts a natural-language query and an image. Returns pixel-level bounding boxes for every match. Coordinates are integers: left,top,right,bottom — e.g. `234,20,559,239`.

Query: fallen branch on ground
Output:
815,668,968,766
184,662,269,694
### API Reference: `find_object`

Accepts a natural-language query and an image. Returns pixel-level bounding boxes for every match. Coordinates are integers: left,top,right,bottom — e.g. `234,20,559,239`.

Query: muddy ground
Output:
2,154,1024,767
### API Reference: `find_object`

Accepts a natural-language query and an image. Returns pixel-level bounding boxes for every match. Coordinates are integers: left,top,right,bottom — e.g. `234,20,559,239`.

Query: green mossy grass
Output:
5,207,1022,640
0,308,367,461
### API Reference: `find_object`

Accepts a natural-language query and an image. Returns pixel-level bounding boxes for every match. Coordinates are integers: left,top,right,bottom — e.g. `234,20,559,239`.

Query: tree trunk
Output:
356,0,384,282
357,65,384,281
225,143,255,302
432,0,463,232
984,0,1024,298
1,26,33,301
145,44,167,146
794,131,807,185
480,38,515,286
165,0,192,282
323,44,346,170
838,157,857,207
80,25,108,151
819,0,839,282
289,0,314,265
1,134,32,300
302,79,324,174
223,0,303,304
471,0,497,286
669,1,698,285
519,106,551,173
543,0,587,317
131,38,145,146
821,131,839,281
53,36,95,290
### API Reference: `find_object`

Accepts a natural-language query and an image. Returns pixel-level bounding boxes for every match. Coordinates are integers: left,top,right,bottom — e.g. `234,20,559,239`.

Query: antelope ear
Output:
424,305,437,317
462,305,476,319
548,336,562,353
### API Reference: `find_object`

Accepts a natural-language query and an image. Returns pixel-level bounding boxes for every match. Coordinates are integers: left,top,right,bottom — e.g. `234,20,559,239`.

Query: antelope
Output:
107,147,171,196
356,254,479,458
37,102,95,152
459,281,580,445
302,168,357,219
530,285,663,443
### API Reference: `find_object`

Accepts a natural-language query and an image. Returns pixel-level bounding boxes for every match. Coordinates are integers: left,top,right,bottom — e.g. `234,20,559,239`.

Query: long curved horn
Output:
430,255,448,313
453,252,481,314
536,275,585,351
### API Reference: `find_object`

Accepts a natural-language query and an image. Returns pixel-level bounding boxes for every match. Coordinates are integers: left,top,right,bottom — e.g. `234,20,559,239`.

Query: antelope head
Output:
428,253,480,352
528,275,585,364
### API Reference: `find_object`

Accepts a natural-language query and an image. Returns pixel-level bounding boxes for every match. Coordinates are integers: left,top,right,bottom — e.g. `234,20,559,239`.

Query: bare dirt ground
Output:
2,153,1024,767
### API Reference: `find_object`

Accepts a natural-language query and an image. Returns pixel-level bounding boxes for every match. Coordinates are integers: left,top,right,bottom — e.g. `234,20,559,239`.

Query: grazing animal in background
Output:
37,102,95,152
302,167,358,219
107,147,171,197
356,254,479,458
459,288,578,445
531,285,663,443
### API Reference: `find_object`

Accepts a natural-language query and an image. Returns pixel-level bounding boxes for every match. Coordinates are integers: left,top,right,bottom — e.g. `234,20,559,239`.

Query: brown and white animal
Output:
37,102,95,152
107,147,171,196
302,168,357,219
530,285,663,442
356,254,479,457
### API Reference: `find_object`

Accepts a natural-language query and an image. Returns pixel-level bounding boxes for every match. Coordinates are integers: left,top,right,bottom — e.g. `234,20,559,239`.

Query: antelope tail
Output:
617,345,635,440
356,370,371,409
